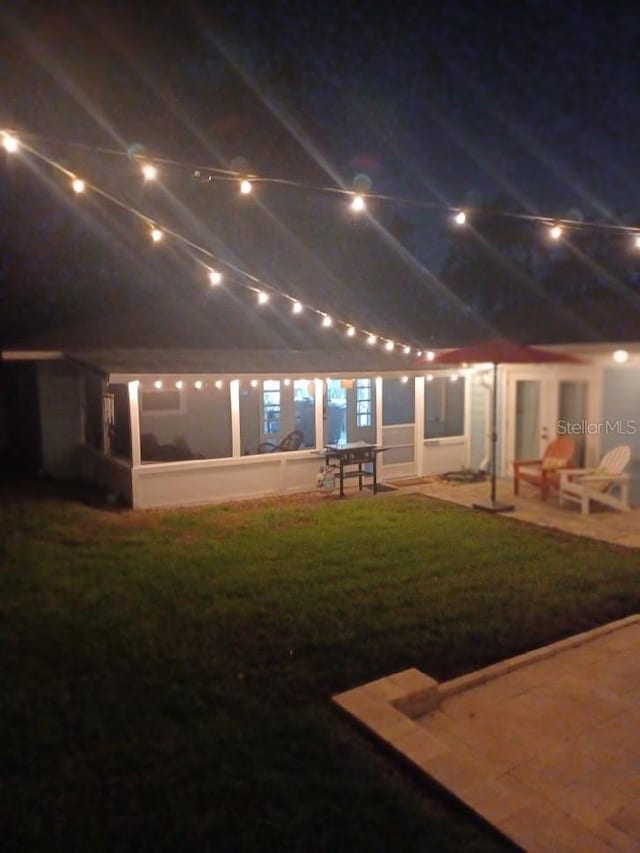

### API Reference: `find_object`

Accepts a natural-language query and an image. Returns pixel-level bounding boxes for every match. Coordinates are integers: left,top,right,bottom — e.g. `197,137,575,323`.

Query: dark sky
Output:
1,0,640,346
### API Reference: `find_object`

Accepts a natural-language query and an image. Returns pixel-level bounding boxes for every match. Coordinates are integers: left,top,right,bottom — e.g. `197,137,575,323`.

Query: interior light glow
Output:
284,378,291,386
450,374,459,382
350,194,365,212
257,290,269,304
2,132,19,153
208,269,222,285
72,178,85,194
250,379,258,388
240,179,252,195
142,163,158,181
613,349,629,364
454,210,466,225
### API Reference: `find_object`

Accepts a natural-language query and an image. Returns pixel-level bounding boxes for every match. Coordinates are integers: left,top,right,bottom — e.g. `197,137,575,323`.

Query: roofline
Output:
1,350,64,361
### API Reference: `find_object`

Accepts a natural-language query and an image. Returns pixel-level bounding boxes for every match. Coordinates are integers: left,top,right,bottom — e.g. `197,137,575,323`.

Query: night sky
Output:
2,1,640,347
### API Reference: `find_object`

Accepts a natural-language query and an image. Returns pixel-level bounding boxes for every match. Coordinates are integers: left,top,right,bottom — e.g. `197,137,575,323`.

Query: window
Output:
141,389,183,414
356,378,372,428
263,380,281,435
425,376,465,438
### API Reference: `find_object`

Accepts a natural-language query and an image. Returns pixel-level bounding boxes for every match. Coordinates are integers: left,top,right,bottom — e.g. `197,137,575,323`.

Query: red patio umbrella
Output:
423,339,585,513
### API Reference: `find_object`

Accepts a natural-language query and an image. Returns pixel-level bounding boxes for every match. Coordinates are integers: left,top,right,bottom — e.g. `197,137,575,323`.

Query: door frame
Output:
502,365,598,475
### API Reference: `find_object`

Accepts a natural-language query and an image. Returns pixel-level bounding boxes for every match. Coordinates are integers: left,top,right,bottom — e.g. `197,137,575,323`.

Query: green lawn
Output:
2,481,639,851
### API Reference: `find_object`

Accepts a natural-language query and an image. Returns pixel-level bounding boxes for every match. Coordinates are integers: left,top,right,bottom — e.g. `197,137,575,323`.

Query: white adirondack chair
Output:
559,445,631,515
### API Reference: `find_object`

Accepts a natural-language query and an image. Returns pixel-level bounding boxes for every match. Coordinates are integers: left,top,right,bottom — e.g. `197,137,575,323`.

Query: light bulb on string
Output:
454,210,466,225
634,235,640,250
425,351,435,361
346,325,356,337
385,340,394,351
72,178,85,194
367,334,377,345
208,269,223,286
350,194,366,212
322,315,332,327
240,179,252,195
257,290,269,305
403,345,411,355
1,132,19,153
291,301,303,314
549,224,563,241
150,226,163,243
142,163,158,181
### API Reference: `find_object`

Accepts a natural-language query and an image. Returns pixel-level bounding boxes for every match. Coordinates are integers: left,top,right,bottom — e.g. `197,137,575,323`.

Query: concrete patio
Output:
334,615,640,853
388,475,640,549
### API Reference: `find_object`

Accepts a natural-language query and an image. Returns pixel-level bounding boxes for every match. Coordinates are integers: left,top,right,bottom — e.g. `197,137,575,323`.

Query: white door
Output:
379,377,418,479
504,367,595,472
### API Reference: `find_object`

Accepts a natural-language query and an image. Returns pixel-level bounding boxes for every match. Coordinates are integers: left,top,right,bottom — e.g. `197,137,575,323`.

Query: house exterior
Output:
2,341,639,508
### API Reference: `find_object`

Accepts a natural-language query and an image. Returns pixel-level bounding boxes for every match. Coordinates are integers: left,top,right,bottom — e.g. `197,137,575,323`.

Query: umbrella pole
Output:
473,362,514,513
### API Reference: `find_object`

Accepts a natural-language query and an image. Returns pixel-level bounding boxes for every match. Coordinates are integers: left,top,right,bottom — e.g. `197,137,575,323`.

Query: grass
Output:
2,479,640,851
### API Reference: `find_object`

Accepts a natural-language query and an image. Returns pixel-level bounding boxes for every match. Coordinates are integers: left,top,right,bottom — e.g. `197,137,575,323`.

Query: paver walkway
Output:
334,616,640,852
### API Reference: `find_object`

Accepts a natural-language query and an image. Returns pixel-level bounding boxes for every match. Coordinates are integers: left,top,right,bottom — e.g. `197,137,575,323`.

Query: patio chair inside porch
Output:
559,445,631,515
512,435,575,501
256,430,305,454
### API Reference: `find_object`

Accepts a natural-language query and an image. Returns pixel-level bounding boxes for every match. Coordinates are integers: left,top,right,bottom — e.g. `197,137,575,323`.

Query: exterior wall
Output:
132,451,322,509
600,367,640,506
78,447,134,505
469,374,489,470
37,361,84,478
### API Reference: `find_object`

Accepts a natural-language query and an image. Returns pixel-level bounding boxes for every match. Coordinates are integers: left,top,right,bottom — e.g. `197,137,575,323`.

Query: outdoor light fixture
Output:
350,194,365,212
142,163,158,181
613,349,629,364
208,269,222,285
71,178,85,194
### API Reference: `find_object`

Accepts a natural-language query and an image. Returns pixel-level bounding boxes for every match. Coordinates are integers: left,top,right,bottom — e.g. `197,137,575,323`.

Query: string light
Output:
142,163,158,181
322,315,332,327
385,340,394,351
150,226,163,243
634,235,640,249
215,380,223,389
350,194,365,212
257,290,269,304
346,325,356,337
208,268,223,285
71,178,85,194
367,334,377,345
549,224,563,241
194,380,203,389
175,380,183,389
154,380,163,389
291,301,303,314
426,374,433,382
1,132,19,153
403,345,411,354
425,351,435,361
240,179,252,195
613,349,629,364
250,379,258,388
454,211,466,225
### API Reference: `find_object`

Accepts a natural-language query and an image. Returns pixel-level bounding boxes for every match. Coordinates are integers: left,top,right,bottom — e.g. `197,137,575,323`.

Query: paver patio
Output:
334,616,640,853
